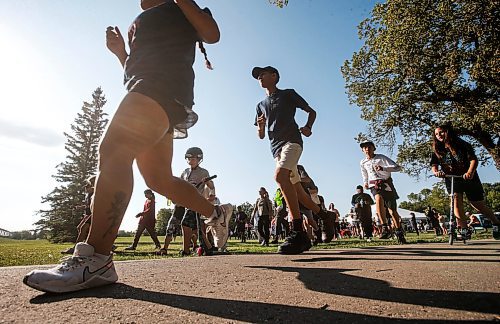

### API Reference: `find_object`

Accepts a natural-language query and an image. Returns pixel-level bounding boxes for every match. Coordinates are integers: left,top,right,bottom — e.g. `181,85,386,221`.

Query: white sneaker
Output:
205,204,233,226
23,242,118,293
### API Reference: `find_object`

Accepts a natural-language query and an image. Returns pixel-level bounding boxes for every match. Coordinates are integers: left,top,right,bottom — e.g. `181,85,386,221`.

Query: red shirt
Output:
139,198,156,226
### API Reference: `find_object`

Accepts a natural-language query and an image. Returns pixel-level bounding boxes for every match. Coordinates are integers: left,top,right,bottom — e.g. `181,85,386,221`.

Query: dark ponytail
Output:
198,41,213,70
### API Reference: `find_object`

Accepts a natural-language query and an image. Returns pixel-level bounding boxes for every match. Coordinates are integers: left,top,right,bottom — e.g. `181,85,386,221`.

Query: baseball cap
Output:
359,141,376,149
356,185,363,190
252,66,280,82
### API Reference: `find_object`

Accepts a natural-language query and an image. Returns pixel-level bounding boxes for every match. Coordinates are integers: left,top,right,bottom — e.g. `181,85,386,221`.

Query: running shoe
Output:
465,228,472,240
379,229,391,239
205,204,233,225
493,225,500,240
124,245,136,251
395,229,407,244
277,231,311,255
23,242,117,293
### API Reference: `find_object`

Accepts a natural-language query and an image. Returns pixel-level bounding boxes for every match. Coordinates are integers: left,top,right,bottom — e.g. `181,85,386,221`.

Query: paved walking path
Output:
1,240,499,323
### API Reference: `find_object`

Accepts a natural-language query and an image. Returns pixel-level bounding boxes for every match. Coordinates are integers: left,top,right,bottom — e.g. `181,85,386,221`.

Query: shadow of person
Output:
29,283,482,323
246,266,499,315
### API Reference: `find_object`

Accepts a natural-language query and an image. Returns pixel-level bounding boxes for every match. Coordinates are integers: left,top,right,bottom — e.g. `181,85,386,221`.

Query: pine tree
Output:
36,88,108,242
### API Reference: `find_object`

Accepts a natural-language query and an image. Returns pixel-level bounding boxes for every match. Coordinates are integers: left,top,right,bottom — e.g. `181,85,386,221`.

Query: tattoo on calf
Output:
103,191,127,239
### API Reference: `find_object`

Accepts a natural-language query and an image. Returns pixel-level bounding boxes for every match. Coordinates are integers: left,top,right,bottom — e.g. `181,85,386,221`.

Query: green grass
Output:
0,231,493,267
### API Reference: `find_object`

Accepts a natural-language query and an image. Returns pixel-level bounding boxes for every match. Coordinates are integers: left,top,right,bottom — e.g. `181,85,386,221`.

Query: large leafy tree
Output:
36,88,108,242
342,0,500,176
483,182,500,212
155,208,174,236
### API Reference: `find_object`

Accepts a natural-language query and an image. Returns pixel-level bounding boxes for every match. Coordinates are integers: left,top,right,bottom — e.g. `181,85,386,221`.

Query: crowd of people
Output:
23,0,500,295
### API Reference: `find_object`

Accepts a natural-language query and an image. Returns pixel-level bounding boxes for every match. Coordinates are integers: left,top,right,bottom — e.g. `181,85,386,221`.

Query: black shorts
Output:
370,187,399,210
181,209,198,230
127,77,198,139
445,174,484,201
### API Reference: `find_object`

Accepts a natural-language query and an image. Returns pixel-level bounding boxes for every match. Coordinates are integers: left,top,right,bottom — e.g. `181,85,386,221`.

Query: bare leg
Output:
294,182,320,214
452,193,467,228
275,168,300,220
182,226,193,254
86,93,172,255
374,194,388,224
135,133,216,221
469,200,500,225
86,94,218,255
162,236,173,250
387,208,402,228
76,223,90,243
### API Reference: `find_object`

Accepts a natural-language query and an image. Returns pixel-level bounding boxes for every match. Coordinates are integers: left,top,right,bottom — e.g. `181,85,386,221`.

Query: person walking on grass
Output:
125,189,161,251
23,0,231,294
251,187,274,246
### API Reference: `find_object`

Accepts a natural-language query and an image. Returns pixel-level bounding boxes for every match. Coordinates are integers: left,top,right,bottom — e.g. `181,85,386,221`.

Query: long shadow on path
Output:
247,265,499,315
30,283,488,323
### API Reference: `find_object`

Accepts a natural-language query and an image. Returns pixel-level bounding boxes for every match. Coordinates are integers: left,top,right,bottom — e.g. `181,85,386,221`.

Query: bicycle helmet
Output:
185,147,203,159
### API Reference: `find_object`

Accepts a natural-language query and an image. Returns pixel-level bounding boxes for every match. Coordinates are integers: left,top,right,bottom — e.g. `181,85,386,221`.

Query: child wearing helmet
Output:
159,147,217,256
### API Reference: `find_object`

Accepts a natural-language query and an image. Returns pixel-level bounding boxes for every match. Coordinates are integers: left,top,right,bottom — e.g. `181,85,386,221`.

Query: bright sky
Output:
0,0,498,232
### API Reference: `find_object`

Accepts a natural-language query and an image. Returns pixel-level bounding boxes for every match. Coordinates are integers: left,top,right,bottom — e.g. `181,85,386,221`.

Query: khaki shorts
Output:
275,142,302,184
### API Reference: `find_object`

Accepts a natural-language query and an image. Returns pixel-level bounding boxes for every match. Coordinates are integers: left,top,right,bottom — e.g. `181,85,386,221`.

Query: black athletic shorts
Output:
445,173,484,201
128,77,198,139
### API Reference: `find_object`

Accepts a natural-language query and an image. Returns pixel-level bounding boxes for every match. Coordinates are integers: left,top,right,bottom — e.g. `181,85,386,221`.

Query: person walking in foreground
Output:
430,124,500,240
23,0,231,294
252,66,327,254
125,189,161,251
359,141,407,244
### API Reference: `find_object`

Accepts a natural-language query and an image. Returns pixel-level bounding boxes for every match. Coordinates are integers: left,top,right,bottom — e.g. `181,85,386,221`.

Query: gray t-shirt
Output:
181,166,210,194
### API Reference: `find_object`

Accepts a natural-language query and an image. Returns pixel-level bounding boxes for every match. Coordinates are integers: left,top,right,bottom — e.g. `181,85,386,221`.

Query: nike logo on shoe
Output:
82,260,113,282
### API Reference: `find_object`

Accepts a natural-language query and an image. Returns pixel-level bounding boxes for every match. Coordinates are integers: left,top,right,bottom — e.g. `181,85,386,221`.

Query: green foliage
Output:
483,183,500,212
399,182,500,214
155,208,173,236
342,0,500,176
269,0,288,8
399,182,449,214
35,88,108,243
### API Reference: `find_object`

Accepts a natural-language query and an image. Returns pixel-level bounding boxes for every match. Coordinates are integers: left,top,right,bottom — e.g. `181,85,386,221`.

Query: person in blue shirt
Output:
252,66,327,254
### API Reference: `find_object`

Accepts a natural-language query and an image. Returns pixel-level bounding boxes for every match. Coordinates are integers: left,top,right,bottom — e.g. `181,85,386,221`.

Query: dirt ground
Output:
1,240,499,323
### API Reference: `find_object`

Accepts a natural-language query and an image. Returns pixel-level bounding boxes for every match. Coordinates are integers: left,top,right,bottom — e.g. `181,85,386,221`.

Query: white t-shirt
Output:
360,154,401,188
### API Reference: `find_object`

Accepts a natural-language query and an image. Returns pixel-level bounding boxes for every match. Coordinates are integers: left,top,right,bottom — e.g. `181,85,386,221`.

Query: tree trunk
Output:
473,131,500,171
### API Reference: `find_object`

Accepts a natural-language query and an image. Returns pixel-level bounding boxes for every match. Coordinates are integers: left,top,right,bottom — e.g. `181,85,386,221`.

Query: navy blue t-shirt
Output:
125,0,211,108
254,89,310,158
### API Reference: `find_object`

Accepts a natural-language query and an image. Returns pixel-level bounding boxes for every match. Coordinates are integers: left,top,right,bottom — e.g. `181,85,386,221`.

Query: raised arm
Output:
106,26,128,67
175,0,220,44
